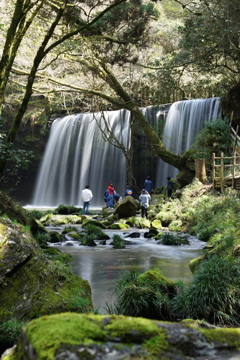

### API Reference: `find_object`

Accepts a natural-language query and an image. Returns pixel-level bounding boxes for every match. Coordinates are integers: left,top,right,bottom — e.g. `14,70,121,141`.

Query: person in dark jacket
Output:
167,177,173,198
144,176,153,194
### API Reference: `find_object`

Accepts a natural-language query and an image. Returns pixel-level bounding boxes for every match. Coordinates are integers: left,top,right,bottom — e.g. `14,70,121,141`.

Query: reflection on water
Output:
51,229,205,312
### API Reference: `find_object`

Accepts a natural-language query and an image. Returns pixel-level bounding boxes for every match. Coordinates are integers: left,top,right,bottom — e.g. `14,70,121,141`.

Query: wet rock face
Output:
2,313,240,360
221,83,240,126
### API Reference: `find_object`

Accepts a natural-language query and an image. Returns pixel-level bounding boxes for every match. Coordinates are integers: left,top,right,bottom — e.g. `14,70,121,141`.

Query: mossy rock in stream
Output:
3,313,240,360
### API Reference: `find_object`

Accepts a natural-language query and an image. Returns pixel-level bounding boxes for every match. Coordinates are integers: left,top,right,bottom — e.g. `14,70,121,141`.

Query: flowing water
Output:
30,98,221,209
49,228,206,312
32,109,131,207
156,97,222,185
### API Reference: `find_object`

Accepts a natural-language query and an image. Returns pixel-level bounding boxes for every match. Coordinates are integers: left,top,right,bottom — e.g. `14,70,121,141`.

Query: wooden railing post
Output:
232,151,236,189
220,152,224,192
212,153,216,190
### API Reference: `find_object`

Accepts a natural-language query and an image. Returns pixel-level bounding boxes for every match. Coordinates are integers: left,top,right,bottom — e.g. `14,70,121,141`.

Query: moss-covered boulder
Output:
151,219,162,229
114,196,140,218
48,231,65,243
40,214,82,226
109,222,130,230
0,192,46,236
81,218,107,228
2,313,240,360
138,269,176,295
0,217,93,324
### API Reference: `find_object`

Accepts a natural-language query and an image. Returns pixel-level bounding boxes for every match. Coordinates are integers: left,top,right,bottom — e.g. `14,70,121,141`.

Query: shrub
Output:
157,233,185,245
80,234,97,246
34,231,51,246
111,268,175,320
171,256,240,326
112,234,125,249
29,210,46,220
54,205,81,215
0,318,26,354
82,224,105,238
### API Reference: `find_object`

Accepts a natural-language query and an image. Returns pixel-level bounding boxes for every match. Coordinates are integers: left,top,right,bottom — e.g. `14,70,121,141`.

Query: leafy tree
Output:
0,0,197,190
191,118,233,167
1,0,236,190
170,0,240,91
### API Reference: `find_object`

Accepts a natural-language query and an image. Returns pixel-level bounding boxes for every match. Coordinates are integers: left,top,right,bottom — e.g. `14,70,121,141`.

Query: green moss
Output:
188,256,203,273
104,315,160,339
109,222,130,230
199,328,240,349
24,313,106,359
0,252,93,320
151,219,162,229
139,269,173,287
143,333,170,356
22,314,169,360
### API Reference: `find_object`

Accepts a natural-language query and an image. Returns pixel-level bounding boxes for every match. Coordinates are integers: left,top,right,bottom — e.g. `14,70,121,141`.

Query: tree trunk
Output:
195,159,207,184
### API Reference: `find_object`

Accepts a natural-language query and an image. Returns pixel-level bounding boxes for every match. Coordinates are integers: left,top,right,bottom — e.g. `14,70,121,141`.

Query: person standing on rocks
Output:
107,182,115,208
81,185,93,215
139,189,151,218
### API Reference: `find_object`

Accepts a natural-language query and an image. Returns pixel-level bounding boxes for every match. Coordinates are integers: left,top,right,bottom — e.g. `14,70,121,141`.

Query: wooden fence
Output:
212,152,240,191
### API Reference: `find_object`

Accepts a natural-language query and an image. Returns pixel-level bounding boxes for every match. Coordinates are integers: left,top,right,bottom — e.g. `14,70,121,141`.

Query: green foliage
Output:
112,234,125,249
43,248,73,265
171,256,240,325
0,138,34,175
191,118,233,165
34,231,51,246
0,318,26,352
157,233,187,245
29,210,46,220
110,268,175,320
54,205,81,215
80,234,97,246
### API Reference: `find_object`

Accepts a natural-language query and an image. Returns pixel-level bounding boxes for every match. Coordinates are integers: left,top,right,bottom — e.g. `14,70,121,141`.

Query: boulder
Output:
2,313,240,360
114,196,140,218
151,219,162,229
109,222,130,230
0,191,45,236
0,217,93,324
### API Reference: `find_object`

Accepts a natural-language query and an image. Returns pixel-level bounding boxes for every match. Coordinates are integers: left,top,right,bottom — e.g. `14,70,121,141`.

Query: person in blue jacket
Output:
144,176,153,194
104,189,111,207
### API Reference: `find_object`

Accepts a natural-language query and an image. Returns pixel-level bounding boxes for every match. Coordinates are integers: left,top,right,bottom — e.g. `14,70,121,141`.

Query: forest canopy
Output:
0,0,239,186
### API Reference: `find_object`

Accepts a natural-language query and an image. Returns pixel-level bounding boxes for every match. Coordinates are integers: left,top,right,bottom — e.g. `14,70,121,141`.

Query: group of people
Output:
81,176,174,216
104,182,121,208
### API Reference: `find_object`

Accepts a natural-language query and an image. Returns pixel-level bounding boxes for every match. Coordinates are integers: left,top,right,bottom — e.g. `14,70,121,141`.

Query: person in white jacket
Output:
81,185,93,215
139,189,151,218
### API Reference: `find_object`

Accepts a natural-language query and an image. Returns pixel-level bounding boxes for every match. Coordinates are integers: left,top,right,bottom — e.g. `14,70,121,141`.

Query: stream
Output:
48,227,206,312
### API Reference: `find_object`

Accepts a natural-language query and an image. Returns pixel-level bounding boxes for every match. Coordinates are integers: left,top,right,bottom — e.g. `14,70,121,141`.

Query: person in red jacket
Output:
108,182,115,208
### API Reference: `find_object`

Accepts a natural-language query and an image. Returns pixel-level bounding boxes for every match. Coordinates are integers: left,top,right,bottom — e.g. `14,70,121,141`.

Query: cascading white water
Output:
31,97,222,208
32,109,131,208
155,97,222,187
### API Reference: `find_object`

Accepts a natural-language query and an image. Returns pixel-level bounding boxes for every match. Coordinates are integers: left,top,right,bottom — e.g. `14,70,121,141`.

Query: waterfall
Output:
155,97,222,187
31,97,221,208
32,110,131,208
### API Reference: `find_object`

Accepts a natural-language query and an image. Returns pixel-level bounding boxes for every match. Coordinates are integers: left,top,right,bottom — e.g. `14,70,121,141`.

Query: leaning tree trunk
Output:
90,61,196,186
